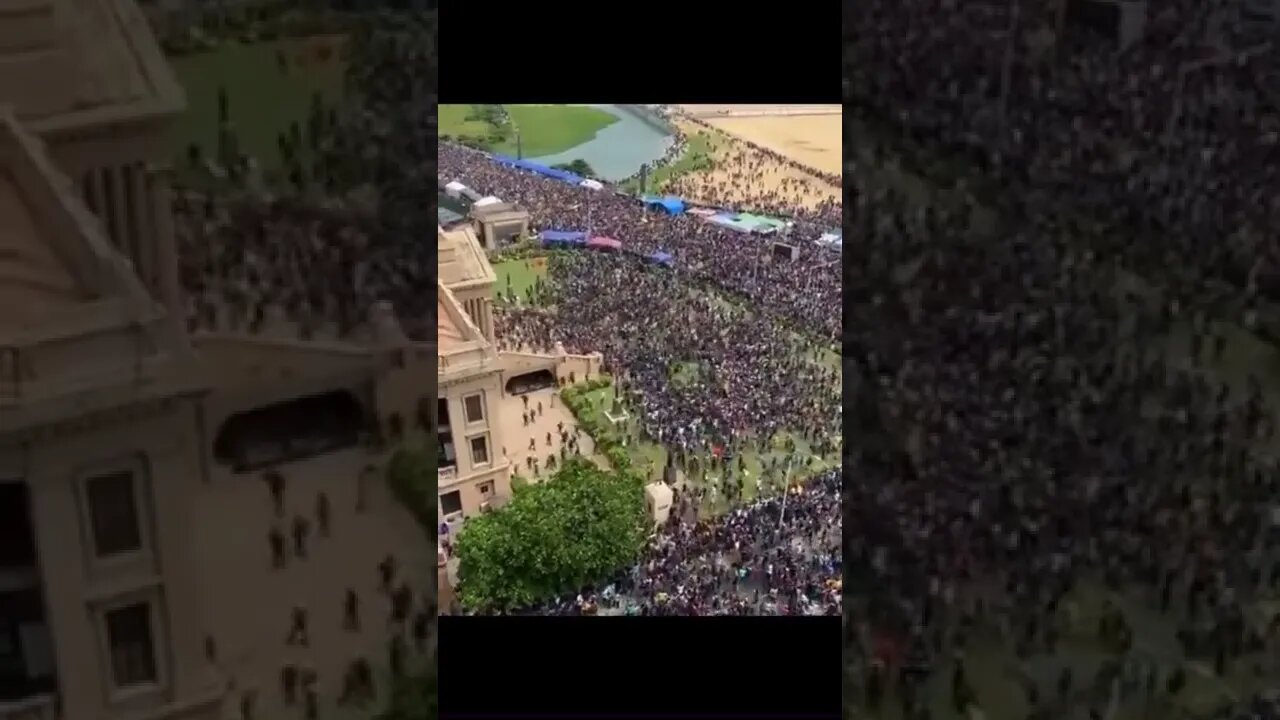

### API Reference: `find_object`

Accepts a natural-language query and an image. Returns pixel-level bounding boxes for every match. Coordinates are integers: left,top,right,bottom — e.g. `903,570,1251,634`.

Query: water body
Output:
527,105,674,182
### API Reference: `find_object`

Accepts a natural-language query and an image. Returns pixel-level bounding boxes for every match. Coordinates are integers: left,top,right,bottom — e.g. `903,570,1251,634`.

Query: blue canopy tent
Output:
641,195,686,215
540,230,587,247
492,155,584,186
649,251,674,267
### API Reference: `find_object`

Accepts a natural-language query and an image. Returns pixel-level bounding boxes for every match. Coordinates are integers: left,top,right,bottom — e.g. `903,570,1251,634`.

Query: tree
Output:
454,457,646,611
553,159,596,178
385,446,436,535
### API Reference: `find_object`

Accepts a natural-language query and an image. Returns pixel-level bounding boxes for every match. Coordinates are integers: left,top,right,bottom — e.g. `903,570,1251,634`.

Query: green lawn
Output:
569,361,839,511
168,36,347,189
439,104,618,158
493,258,548,304
439,104,497,143
622,130,723,194
495,104,618,158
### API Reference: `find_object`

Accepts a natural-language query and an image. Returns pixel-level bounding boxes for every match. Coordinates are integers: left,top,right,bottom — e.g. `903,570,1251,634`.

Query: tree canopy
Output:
553,158,596,178
385,444,436,536
454,457,647,611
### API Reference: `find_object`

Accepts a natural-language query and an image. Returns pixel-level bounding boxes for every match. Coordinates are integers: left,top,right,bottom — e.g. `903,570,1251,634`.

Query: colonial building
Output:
467,200,529,251
437,226,511,524
0,2,434,720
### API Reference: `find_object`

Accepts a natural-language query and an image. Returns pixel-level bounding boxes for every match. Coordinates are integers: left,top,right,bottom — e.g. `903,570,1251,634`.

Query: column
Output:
129,163,156,292
147,171,183,323
105,165,126,252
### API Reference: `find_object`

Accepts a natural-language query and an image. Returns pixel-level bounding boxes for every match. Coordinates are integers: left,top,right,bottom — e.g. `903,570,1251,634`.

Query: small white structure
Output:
444,180,468,197
644,482,674,526
473,195,502,207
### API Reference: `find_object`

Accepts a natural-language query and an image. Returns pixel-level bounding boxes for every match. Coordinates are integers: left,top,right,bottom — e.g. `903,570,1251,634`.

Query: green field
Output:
168,36,348,188
622,130,723,194
439,104,618,158
493,258,548,304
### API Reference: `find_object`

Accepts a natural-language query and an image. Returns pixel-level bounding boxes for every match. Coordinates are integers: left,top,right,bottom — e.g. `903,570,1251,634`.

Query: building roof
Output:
0,105,155,335
437,225,495,290
0,0,184,137
0,167,83,326
470,201,527,220
437,282,487,360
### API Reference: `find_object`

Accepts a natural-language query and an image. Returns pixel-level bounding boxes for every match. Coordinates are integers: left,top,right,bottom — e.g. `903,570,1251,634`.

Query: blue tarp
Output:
493,155,584,186
642,195,686,215
540,230,587,247
649,251,674,267
540,230,587,242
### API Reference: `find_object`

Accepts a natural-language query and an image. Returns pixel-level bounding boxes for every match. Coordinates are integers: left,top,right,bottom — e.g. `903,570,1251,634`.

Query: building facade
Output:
0,3,435,720
437,226,512,525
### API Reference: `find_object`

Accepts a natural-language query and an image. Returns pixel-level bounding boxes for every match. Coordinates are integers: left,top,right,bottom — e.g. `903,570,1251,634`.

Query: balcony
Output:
438,465,457,483
0,694,56,720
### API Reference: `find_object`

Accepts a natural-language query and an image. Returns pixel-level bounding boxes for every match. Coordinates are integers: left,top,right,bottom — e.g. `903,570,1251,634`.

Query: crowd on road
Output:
845,3,1280,718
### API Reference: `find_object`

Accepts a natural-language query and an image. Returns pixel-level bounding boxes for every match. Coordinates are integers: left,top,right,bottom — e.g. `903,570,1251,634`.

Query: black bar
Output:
439,617,841,718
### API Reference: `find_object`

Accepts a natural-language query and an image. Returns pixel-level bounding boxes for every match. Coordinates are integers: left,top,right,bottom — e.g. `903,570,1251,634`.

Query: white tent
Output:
817,232,843,249
444,181,467,197
579,178,604,191
644,482,673,526
473,196,502,207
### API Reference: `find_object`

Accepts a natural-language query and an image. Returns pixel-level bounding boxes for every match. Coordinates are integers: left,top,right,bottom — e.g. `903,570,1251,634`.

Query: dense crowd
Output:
662,114,842,218
173,13,441,341
501,468,842,616
497,252,839,454
845,3,1280,718
439,142,842,341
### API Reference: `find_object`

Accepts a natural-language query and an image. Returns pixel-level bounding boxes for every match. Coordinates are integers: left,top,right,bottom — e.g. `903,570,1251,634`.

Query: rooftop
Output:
0,0,184,136
437,224,495,290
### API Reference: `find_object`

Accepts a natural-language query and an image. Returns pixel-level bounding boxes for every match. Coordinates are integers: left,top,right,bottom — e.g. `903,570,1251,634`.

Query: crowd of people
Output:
502,468,842,616
661,115,842,218
846,3,1280,718
172,13,441,342
439,108,843,617
439,142,842,341
496,251,839,455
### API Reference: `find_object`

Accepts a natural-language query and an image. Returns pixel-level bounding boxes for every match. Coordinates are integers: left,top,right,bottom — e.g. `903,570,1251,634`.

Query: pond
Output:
527,105,674,182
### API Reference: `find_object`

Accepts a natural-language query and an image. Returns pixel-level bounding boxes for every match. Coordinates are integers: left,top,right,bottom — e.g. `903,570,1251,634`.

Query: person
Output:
344,588,360,631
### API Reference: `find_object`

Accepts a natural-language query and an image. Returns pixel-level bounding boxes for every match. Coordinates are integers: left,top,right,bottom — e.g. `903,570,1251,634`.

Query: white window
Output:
463,393,485,424
85,470,143,558
469,435,490,466
104,601,158,689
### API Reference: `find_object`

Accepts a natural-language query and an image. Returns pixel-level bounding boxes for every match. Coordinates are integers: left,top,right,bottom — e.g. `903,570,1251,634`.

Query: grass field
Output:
439,104,619,158
168,36,348,189
621,130,722,194
493,258,548,303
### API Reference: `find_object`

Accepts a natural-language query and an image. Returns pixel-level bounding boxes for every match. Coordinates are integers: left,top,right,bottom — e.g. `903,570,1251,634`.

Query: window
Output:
463,393,485,424
469,435,489,466
105,603,157,688
86,471,142,558
479,481,494,498
440,491,462,516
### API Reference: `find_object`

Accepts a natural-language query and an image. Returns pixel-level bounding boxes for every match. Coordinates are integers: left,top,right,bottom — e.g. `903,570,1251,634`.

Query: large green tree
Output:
553,158,596,178
386,445,436,535
455,457,647,611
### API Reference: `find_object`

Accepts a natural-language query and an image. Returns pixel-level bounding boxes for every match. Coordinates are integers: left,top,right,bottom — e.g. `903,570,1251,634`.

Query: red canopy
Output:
587,236,622,251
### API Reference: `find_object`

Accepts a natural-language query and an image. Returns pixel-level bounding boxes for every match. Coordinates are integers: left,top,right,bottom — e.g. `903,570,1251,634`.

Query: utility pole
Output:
516,131,523,160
